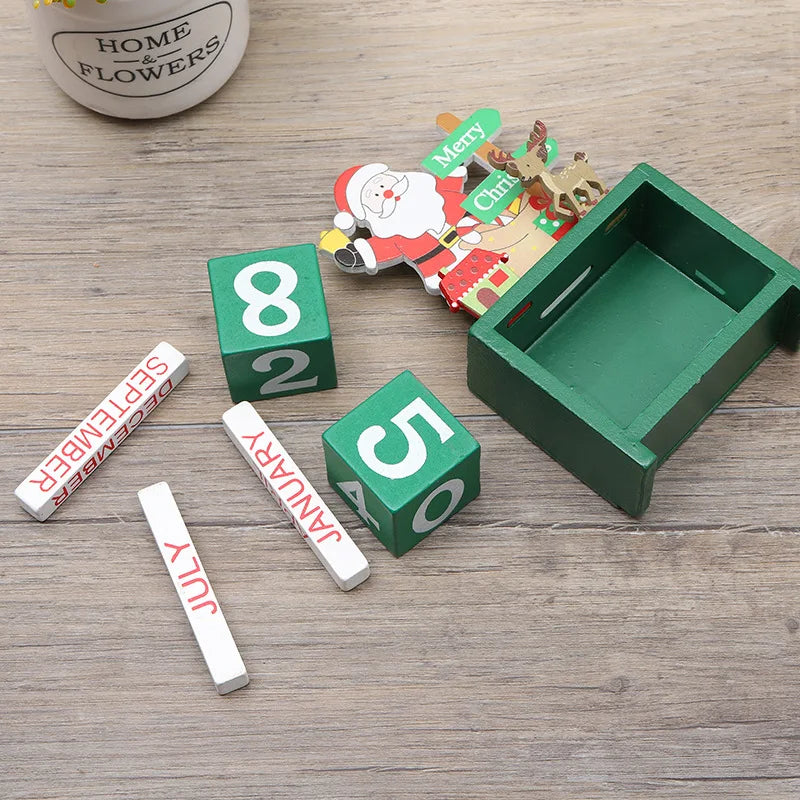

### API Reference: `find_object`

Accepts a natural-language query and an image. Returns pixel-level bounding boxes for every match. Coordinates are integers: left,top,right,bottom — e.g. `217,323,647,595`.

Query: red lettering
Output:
29,469,57,492
61,439,86,463
143,393,158,412
317,530,342,544
91,407,117,432
242,431,263,451
124,382,143,405
73,423,103,450
254,448,272,467
192,600,218,615
68,471,83,491
82,456,99,477
129,409,145,428
182,576,210,604
96,439,115,463
45,454,70,479
130,368,156,392
292,494,321,523
157,379,174,398
52,486,69,506
254,440,280,468
146,355,169,376
164,541,190,563
308,510,333,533
279,478,305,501
113,423,130,446
269,459,293,481
108,399,130,417
178,556,201,580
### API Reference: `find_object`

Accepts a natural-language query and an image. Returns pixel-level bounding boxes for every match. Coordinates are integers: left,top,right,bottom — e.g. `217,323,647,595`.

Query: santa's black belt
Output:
416,244,446,265
416,227,460,264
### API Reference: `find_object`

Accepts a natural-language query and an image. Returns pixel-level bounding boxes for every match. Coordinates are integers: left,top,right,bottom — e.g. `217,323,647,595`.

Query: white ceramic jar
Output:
26,0,250,118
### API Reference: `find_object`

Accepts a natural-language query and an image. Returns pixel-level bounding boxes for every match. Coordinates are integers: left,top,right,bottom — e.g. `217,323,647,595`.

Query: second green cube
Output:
323,371,481,556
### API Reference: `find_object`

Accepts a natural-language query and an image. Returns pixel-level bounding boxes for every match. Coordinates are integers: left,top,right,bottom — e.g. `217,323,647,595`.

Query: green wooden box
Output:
468,163,800,515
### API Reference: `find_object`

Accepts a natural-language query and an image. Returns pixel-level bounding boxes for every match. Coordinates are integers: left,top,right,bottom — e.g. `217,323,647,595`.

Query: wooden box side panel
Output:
467,331,657,516
642,294,790,461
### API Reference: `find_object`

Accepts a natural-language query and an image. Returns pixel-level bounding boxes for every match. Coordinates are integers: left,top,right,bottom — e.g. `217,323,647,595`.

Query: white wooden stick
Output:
222,401,370,591
15,342,190,522
138,482,249,695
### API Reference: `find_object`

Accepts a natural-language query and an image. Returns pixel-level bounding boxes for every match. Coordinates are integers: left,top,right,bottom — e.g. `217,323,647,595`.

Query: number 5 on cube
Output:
322,370,481,556
207,244,338,402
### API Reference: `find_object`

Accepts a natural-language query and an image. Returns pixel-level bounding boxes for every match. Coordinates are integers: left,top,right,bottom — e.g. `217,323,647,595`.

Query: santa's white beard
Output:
364,172,447,240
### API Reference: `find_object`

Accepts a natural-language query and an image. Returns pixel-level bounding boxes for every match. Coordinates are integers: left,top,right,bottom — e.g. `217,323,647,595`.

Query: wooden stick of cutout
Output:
138,482,249,695
222,402,370,591
15,342,189,521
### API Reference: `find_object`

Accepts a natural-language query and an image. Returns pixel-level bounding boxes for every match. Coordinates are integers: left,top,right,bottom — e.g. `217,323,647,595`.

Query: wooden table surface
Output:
2,2,799,798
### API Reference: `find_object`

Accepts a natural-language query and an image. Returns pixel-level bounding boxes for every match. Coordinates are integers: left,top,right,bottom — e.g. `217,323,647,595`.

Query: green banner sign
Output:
422,108,501,178
462,138,559,223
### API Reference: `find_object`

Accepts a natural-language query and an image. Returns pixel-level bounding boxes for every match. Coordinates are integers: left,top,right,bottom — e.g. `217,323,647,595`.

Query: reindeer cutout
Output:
489,121,608,220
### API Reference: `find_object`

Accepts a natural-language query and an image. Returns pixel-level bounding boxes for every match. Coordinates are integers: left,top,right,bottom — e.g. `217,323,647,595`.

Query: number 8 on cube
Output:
322,371,481,556
207,244,338,402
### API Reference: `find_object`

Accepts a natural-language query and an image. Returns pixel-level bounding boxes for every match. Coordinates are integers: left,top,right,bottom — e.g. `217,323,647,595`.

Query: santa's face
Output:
361,171,409,217
362,170,446,240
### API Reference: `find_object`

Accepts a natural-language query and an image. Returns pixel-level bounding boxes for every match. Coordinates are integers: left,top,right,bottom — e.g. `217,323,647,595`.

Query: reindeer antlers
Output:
525,120,549,162
488,148,523,178
529,120,547,147
488,148,516,168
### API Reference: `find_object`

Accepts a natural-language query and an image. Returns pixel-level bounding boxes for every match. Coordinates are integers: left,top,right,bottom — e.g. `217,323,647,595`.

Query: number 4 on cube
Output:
207,244,338,402
322,370,481,556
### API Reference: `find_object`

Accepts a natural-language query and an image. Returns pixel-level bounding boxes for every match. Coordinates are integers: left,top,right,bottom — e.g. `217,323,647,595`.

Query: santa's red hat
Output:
333,163,389,233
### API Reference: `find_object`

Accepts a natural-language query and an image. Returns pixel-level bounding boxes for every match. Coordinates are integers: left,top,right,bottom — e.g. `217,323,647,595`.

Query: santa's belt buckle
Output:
438,227,459,247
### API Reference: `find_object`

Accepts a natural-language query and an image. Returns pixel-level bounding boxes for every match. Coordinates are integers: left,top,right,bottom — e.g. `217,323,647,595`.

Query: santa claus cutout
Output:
330,163,487,295
328,161,570,296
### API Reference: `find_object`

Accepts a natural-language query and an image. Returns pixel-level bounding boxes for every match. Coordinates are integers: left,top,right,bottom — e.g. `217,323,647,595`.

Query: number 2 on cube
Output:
253,349,319,396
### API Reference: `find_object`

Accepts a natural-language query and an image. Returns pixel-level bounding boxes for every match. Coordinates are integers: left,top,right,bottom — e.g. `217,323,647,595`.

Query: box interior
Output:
498,182,776,429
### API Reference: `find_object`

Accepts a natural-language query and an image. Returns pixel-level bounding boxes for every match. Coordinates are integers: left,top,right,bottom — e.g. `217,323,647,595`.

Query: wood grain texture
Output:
1,1,799,798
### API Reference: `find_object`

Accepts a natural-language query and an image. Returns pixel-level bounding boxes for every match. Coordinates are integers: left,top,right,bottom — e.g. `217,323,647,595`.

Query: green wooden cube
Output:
469,163,800,516
322,371,481,556
207,244,337,402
